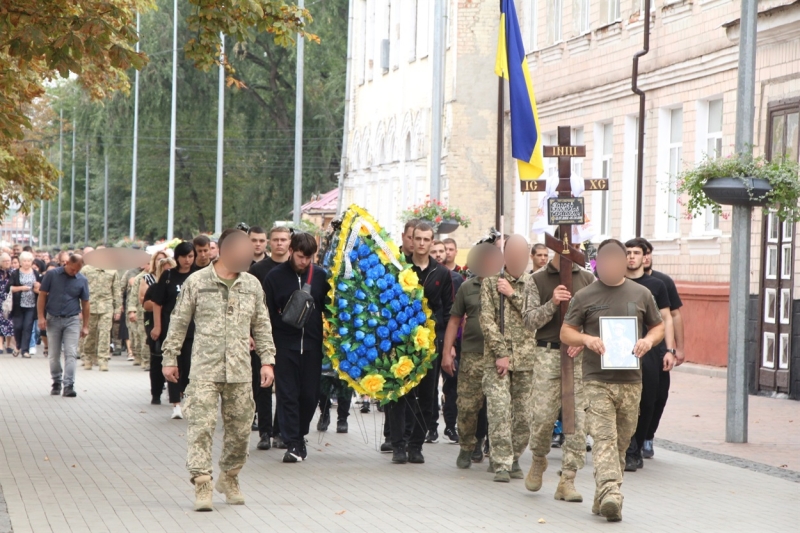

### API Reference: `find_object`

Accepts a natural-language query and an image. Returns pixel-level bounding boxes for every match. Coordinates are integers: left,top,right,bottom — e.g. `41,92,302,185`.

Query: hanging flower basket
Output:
401,197,471,233
701,177,771,206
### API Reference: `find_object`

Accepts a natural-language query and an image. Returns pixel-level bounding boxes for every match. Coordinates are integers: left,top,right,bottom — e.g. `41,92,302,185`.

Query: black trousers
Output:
386,361,437,450
476,398,488,441
427,336,444,431
442,344,460,431
630,350,670,453
318,383,352,422
251,352,274,437
166,337,192,404
150,352,166,399
646,365,671,441
275,347,322,447
12,307,35,355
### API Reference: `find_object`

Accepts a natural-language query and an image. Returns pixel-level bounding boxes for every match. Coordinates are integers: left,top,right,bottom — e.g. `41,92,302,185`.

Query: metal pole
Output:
631,0,651,237
167,0,178,240
57,109,63,245
215,32,225,234
496,72,505,334
429,0,446,201
70,115,76,247
38,198,43,247
47,200,51,247
84,142,89,244
104,151,109,245
292,0,305,227
726,0,757,444
130,11,140,240
336,0,356,216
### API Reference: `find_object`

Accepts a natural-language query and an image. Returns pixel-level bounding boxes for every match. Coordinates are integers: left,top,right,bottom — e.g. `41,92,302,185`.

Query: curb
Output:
672,362,727,379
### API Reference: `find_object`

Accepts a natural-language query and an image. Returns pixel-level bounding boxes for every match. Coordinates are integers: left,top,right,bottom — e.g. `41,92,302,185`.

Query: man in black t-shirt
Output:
624,238,676,472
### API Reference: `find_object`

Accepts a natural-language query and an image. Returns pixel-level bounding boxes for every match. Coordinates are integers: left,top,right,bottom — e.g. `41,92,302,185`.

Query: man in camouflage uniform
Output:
127,266,150,370
560,239,664,522
162,229,275,512
522,255,596,502
81,264,122,371
479,235,536,483
122,265,145,367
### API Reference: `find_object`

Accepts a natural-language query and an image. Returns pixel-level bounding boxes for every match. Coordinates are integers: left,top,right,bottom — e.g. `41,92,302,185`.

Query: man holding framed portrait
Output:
560,239,664,523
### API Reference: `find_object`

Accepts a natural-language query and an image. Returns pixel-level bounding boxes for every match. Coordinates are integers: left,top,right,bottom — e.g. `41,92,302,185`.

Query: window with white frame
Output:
547,0,562,45
705,99,723,231
522,0,539,51
571,127,584,178
417,0,430,57
577,0,590,34
406,0,417,61
606,0,620,24
366,0,375,81
620,116,639,240
595,123,614,235
359,0,368,84
667,108,683,234
544,133,558,178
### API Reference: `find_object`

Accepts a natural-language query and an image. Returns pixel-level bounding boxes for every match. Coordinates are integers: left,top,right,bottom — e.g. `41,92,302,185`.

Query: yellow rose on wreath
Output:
398,269,419,292
391,356,415,379
360,374,386,395
413,326,432,351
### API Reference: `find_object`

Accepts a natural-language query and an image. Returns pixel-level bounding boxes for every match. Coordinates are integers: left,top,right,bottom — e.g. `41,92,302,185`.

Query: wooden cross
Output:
523,126,599,434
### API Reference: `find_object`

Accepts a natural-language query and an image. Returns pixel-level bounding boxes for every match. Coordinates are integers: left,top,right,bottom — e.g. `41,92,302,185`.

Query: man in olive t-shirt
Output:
561,239,664,523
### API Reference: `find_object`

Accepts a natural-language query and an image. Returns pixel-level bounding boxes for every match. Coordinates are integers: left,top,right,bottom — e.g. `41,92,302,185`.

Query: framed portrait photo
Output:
599,316,640,370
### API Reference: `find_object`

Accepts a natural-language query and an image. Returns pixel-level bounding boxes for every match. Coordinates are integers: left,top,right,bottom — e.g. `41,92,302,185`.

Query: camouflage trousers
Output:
184,381,255,481
128,315,149,366
529,346,586,472
483,366,534,471
456,352,485,453
585,381,642,504
82,312,112,366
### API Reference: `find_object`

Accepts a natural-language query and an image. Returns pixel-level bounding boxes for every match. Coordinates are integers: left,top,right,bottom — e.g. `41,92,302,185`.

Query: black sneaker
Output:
273,435,288,449
51,383,62,396
283,444,303,463
360,401,371,414
443,427,459,444
635,452,644,469
257,434,271,450
251,414,258,432
151,396,161,405
336,420,348,433
484,439,490,456
471,439,485,463
376,403,384,413
62,386,77,398
392,447,408,464
425,429,439,443
317,410,331,432
408,448,425,464
380,438,393,453
624,454,638,472
551,433,565,448
642,439,654,459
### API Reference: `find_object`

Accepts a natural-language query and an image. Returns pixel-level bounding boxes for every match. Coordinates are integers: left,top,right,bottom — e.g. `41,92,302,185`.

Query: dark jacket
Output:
9,269,42,317
263,261,330,354
411,257,454,334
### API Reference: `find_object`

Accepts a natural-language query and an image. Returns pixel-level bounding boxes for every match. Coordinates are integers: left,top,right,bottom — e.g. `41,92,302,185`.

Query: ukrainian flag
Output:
495,0,544,180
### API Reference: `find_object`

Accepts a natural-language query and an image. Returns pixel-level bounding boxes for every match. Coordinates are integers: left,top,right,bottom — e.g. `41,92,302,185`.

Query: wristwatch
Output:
666,348,676,355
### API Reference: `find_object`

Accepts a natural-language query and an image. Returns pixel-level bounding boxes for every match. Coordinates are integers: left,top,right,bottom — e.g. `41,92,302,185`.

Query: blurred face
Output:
64,257,84,276
466,243,504,279
194,245,211,266
11,257,19,269
83,246,94,255
402,227,415,255
58,252,69,265
413,229,434,257
0,256,10,270
532,247,549,269
269,231,291,258
209,241,219,259
626,247,644,271
431,243,446,263
20,256,33,270
444,243,457,264
250,232,267,257
596,245,627,285
504,236,530,278
290,250,313,274
42,252,50,262
12,245,21,255
221,234,255,273
177,251,196,271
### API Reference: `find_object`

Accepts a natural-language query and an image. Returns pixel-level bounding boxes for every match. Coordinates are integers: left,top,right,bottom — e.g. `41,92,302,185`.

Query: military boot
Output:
510,460,524,479
456,448,472,469
524,456,548,492
554,470,583,502
215,468,245,505
592,494,601,515
99,360,109,372
193,475,214,512
83,359,93,370
493,470,511,483
600,494,623,522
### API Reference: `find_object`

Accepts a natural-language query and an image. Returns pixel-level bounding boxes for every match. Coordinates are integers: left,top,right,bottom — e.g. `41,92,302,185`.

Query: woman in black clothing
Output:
142,252,170,404
9,252,42,358
149,242,196,420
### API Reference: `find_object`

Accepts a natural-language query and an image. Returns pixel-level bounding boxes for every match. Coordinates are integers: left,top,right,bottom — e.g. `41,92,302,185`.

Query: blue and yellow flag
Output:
495,0,544,180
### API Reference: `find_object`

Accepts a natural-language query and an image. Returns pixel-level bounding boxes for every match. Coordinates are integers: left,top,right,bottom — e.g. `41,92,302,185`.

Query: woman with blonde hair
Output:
9,252,41,358
0,253,15,353
143,255,176,405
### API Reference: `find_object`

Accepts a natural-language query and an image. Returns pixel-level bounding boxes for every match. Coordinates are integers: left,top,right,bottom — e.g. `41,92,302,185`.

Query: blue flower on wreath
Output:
358,259,370,273
354,318,364,328
367,303,379,313
365,278,375,288
340,360,352,372
348,366,362,379
390,299,402,313
376,326,390,339
391,331,404,343
358,244,371,258
379,340,392,353
412,300,423,312
400,323,412,336
366,347,379,361
358,358,370,369
379,291,393,304
396,311,408,324
368,254,380,267
399,293,410,307
376,278,388,291
337,282,349,292
338,298,348,309
387,319,398,332
355,330,366,341
381,308,393,319
367,318,378,328
354,304,365,314
338,327,349,336
355,289,367,301
407,316,418,328
416,311,427,324
372,264,386,277
383,273,395,284
339,312,351,322
347,352,358,364
363,334,377,348
355,345,367,357
349,250,358,262
341,342,351,353
392,286,405,299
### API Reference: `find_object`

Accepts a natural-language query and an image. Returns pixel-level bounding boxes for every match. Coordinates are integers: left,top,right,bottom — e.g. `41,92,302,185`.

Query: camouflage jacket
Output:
82,265,122,315
479,273,537,371
130,270,148,316
521,280,558,333
122,268,142,308
162,263,276,383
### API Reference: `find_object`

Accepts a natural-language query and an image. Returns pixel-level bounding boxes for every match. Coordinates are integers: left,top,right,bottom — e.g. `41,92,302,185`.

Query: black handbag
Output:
281,266,315,329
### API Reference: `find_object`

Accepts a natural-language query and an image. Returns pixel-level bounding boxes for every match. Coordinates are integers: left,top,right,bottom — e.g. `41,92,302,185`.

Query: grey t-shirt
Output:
564,278,662,384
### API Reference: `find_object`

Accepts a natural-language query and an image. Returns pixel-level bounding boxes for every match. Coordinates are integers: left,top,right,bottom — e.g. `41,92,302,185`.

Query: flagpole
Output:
496,1,505,334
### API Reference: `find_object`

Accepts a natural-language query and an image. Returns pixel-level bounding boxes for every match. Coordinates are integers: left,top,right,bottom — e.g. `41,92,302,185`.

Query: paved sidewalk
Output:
1,354,799,533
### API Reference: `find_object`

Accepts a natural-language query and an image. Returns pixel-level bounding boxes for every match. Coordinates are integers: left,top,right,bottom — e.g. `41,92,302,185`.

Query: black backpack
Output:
281,266,315,329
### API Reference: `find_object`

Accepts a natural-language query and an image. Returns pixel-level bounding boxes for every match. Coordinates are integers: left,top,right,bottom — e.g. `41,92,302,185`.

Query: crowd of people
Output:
0,217,685,523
